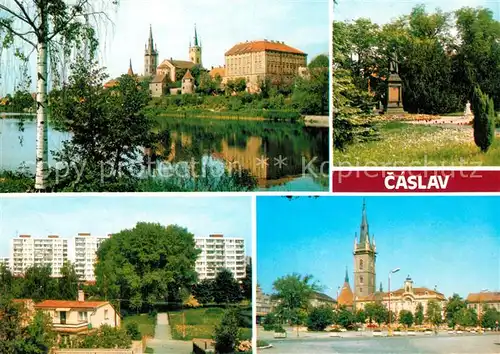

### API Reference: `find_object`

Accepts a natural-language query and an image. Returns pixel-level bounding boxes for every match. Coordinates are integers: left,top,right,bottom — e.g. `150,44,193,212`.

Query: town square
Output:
256,196,500,353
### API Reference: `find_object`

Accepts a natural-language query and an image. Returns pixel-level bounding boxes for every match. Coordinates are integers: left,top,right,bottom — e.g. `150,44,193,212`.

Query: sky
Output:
0,195,252,256
334,0,500,23
0,0,329,95
257,196,500,300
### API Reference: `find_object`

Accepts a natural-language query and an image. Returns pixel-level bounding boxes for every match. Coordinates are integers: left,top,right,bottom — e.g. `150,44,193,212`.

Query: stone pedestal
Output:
386,73,405,114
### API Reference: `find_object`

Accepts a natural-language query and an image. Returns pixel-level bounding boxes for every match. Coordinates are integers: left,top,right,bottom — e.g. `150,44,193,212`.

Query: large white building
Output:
0,257,10,268
8,233,109,280
195,234,246,281
74,233,110,281
11,235,69,277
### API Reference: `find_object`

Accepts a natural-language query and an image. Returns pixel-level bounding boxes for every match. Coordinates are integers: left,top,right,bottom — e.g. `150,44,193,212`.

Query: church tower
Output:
144,25,158,77
353,199,377,299
189,24,202,66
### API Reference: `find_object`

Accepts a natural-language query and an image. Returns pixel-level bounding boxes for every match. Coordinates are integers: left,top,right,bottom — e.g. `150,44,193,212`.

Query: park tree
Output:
337,307,355,329
471,86,496,152
192,279,214,305
57,261,79,300
241,264,252,300
415,303,424,325
0,264,21,297
21,265,57,302
94,222,200,311
364,302,388,325
398,310,414,328
212,269,243,304
426,300,443,328
20,311,57,354
445,294,467,328
0,0,117,191
50,59,153,191
214,309,241,354
292,54,329,115
355,309,366,324
307,306,335,331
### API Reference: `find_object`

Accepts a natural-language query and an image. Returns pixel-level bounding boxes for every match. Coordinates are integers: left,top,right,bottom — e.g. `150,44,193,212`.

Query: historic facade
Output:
144,25,159,77
466,291,500,315
336,200,446,317
224,39,307,92
353,200,377,299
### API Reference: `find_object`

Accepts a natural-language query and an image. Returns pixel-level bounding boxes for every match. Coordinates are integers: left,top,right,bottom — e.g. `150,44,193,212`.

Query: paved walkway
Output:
147,313,191,354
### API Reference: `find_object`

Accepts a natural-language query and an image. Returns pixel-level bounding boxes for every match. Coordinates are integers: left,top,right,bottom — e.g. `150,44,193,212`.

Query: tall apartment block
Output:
0,257,9,268
11,235,69,277
74,233,110,281
195,234,246,281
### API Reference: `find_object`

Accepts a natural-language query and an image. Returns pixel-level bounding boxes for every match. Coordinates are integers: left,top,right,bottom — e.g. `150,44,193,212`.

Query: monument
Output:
464,100,472,117
385,53,405,114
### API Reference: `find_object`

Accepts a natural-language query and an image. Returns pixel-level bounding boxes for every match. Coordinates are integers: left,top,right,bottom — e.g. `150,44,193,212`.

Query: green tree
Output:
20,311,57,354
212,269,242,304
241,264,252,300
337,307,355,329
272,273,319,319
10,90,34,112
307,306,335,331
76,325,131,349
0,0,116,190
0,296,25,354
21,265,57,302
192,279,214,304
481,307,500,329
355,309,366,324
454,307,478,328
309,54,329,69
364,302,388,325
398,310,414,328
426,300,443,328
125,321,141,340
292,56,329,115
415,303,424,325
0,264,21,298
58,261,79,300
94,223,200,311
445,294,467,328
471,86,496,152
214,308,241,354
50,59,153,191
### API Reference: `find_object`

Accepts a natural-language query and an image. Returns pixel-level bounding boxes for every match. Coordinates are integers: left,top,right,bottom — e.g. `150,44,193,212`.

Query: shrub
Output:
262,312,278,331
273,325,286,333
472,86,496,152
125,321,141,340
307,306,335,331
214,309,241,354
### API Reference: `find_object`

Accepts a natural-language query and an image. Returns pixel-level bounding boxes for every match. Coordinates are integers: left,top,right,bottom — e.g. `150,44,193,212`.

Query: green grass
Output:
169,307,252,341
335,121,500,166
122,314,156,337
145,348,154,353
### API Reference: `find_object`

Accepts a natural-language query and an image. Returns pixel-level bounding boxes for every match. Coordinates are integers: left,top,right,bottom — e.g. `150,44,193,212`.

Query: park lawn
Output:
169,308,252,341
334,121,500,166
122,314,156,337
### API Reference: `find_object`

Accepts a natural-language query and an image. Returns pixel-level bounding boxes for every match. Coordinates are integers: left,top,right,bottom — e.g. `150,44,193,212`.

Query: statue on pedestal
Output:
389,53,399,74
464,100,472,116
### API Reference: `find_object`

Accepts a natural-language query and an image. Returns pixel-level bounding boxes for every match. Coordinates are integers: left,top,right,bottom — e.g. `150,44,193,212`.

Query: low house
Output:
310,291,337,308
157,59,196,83
150,73,168,97
34,290,120,334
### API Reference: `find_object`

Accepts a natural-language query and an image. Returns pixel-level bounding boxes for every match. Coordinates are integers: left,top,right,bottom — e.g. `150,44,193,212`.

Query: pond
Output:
0,115,329,191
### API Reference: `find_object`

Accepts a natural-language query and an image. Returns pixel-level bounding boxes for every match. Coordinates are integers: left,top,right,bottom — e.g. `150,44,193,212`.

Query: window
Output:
359,259,364,270
360,288,363,293
78,311,88,321
104,309,109,320
360,276,364,284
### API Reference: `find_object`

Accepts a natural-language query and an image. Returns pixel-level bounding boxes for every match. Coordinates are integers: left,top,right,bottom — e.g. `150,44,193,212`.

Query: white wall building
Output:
195,234,246,281
73,233,110,281
0,257,10,269
11,235,69,277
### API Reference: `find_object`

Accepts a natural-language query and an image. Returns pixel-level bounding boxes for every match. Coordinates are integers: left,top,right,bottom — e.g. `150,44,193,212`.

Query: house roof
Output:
225,40,306,56
158,59,196,70
151,73,167,83
209,67,225,79
104,79,119,88
467,292,500,303
183,70,194,80
357,287,445,301
35,300,109,309
311,291,336,303
338,281,354,306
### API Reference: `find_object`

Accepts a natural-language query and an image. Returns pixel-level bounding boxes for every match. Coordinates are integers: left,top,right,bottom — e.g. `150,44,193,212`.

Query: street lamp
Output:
337,286,341,310
388,268,400,336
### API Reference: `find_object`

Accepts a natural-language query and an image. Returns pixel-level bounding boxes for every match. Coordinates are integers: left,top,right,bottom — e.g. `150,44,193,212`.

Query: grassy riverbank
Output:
334,121,500,166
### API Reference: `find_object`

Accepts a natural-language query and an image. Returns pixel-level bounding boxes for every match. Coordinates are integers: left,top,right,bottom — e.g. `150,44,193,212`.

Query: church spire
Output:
148,24,154,51
127,59,134,76
194,24,199,46
359,198,369,244
344,266,349,283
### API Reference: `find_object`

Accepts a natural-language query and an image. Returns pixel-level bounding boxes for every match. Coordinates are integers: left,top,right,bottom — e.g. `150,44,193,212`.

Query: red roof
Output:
225,40,306,56
35,300,108,309
338,281,354,306
467,292,500,303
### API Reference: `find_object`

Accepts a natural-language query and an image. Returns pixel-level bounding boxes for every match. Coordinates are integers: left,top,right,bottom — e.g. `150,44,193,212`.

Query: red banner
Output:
332,170,500,192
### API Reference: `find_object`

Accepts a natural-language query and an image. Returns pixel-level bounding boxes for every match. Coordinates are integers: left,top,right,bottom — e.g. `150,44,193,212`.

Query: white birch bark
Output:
34,8,48,191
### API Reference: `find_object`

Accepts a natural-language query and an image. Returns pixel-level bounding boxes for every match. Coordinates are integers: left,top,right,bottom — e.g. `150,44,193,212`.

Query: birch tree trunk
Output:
35,6,48,191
